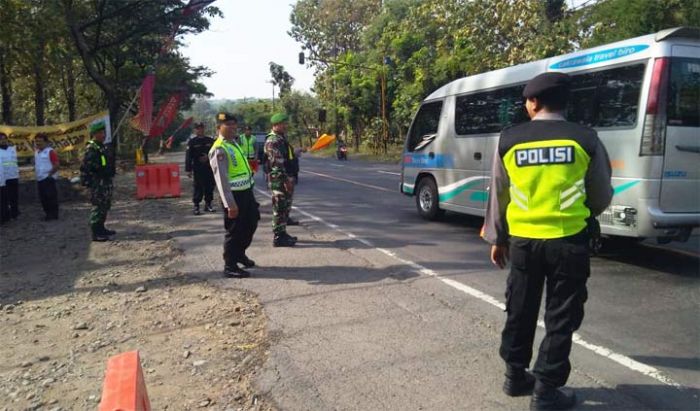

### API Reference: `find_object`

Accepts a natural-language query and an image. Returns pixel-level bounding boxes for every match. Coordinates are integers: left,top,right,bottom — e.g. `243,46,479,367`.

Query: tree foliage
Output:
0,0,219,158
288,0,696,154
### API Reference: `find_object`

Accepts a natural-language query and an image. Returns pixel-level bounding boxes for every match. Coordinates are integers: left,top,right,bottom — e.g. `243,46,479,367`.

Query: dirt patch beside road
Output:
0,168,273,411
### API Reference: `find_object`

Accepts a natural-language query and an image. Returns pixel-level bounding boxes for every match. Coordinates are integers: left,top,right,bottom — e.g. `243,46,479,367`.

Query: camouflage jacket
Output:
81,140,114,188
264,132,294,184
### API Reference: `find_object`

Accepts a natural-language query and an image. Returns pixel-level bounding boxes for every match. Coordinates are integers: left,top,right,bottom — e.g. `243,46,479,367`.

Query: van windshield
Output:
407,101,443,152
668,58,700,128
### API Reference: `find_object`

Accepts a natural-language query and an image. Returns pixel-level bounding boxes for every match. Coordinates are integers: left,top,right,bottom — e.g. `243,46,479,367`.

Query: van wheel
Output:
416,178,444,220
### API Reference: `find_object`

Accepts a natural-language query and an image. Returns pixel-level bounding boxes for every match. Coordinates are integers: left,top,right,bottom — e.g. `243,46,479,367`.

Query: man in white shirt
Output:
34,133,60,221
0,132,20,221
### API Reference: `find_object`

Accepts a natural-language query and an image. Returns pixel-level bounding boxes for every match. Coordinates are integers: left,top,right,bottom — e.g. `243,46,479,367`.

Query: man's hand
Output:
187,171,192,178
490,244,509,269
227,206,239,219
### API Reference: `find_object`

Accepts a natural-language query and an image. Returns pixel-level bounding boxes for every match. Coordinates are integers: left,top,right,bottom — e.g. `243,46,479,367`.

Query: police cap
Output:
523,72,570,99
270,113,288,125
216,112,237,124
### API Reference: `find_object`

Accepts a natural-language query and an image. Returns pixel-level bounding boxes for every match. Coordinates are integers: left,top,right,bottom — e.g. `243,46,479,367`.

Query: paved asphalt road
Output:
295,157,699,394
175,152,699,410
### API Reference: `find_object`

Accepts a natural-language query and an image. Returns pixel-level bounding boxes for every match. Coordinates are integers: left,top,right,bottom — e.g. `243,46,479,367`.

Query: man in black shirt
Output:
185,122,216,215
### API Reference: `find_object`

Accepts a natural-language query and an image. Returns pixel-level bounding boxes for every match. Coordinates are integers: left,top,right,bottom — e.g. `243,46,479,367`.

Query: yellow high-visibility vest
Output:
502,139,591,239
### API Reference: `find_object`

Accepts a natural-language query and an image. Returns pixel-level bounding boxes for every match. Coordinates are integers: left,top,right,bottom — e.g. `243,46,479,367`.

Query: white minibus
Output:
401,27,699,244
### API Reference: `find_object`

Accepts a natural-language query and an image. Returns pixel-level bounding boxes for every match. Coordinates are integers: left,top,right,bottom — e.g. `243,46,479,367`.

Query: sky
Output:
182,0,593,101
181,0,315,100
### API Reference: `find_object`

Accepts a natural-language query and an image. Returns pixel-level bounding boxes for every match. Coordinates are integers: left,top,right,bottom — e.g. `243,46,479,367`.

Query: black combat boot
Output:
223,266,250,278
273,232,297,247
239,255,256,268
503,366,535,397
204,203,216,212
91,226,110,242
530,381,576,410
286,216,299,226
193,204,201,215
100,224,116,236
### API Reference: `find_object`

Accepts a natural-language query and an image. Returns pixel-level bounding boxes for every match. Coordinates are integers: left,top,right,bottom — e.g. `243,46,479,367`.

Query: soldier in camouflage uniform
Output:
81,122,115,242
264,113,297,247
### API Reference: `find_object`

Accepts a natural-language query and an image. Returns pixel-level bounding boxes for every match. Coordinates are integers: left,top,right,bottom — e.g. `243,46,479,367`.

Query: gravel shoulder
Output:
0,162,273,411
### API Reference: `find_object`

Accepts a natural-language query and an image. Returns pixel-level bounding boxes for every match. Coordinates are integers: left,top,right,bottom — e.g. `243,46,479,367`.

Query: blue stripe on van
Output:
613,180,641,195
403,153,454,169
549,45,649,69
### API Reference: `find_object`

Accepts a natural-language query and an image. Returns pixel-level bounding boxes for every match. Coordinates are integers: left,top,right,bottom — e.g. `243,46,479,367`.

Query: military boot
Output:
204,203,216,212
91,226,110,242
503,366,535,397
530,382,576,410
273,232,297,247
100,224,116,236
193,204,201,215
286,216,299,226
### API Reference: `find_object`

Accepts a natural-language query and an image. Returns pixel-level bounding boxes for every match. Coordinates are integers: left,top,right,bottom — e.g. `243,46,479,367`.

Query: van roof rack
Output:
656,27,700,41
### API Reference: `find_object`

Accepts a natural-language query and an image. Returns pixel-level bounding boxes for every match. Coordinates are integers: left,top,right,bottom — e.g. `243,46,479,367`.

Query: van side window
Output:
455,85,527,135
568,64,645,128
668,58,700,128
407,101,443,152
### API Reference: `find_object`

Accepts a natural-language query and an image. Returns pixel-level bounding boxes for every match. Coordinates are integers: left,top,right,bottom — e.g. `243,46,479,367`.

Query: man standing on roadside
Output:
482,72,612,410
209,112,259,278
185,122,216,215
0,132,20,222
264,113,298,247
238,125,259,173
34,134,60,221
81,122,116,242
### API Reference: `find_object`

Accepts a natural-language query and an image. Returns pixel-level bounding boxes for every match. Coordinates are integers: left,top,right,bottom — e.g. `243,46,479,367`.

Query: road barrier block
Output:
136,163,181,199
99,351,151,411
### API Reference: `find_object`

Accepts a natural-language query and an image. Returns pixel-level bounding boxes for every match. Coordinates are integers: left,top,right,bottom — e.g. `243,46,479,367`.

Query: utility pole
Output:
267,80,276,109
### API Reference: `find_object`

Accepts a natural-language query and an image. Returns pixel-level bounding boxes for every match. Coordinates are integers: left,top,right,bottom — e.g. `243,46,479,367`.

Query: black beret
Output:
523,72,571,99
216,112,237,124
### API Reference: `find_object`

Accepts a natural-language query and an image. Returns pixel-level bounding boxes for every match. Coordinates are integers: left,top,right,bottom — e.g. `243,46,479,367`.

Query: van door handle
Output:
676,145,700,153
429,152,435,159
474,152,482,160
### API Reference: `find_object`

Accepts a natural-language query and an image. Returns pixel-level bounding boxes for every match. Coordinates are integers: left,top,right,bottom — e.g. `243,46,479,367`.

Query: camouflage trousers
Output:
89,182,113,228
269,179,292,235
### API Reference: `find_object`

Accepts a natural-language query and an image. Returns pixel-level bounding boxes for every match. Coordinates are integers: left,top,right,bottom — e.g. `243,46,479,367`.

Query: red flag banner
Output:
183,0,217,16
164,117,193,149
130,73,156,135
148,93,183,138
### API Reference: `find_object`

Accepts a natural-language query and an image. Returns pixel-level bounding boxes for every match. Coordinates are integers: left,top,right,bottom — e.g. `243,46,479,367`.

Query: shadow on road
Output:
597,242,699,278
576,384,699,410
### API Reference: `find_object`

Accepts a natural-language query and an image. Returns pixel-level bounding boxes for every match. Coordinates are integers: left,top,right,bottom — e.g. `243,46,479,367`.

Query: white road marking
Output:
301,170,395,193
378,170,401,176
330,163,345,167
254,187,684,390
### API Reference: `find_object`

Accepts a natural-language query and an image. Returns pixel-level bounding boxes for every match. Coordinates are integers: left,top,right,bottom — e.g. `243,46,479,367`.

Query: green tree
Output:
580,0,700,47
269,62,295,99
61,0,220,144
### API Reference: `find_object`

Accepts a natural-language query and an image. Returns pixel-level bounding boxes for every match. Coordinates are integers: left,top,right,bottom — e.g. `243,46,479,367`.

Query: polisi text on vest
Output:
515,146,574,167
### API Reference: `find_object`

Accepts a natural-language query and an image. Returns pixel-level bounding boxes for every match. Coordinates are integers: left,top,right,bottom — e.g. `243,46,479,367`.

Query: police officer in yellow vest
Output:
238,125,258,165
209,112,260,278
483,72,612,410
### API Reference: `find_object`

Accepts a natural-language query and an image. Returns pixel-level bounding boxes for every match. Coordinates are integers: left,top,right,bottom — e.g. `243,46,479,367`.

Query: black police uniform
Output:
185,134,216,211
483,72,613,408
